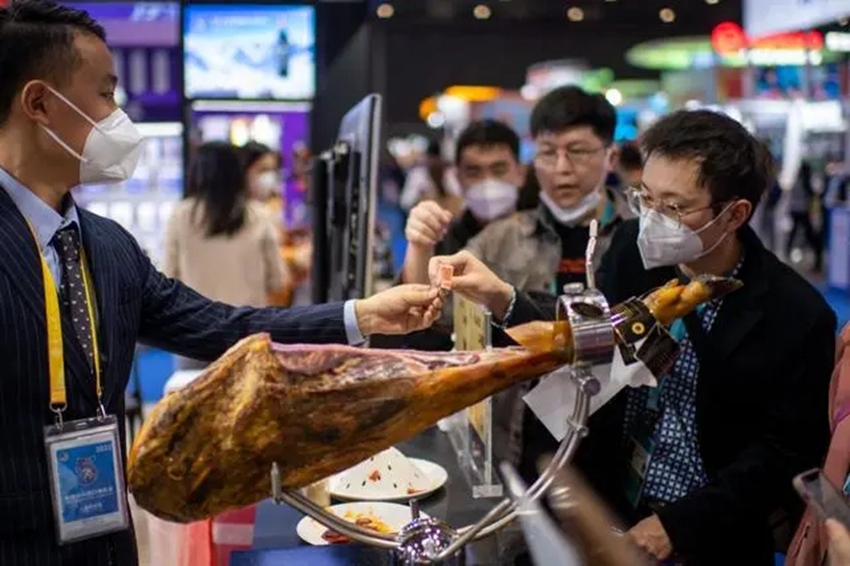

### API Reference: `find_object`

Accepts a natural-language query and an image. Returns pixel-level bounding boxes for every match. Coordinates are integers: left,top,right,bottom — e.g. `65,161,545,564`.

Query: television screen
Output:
66,2,179,47
183,4,315,101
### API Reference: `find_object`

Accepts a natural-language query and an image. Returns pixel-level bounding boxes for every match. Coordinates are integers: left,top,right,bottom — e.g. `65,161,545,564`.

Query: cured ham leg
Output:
128,275,741,523
129,341,571,522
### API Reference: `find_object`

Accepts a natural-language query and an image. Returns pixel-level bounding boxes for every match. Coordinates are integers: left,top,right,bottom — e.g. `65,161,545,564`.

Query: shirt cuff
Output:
491,286,518,330
343,299,366,345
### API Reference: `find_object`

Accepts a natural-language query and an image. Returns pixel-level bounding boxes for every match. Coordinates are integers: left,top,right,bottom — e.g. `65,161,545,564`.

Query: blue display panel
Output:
183,4,316,101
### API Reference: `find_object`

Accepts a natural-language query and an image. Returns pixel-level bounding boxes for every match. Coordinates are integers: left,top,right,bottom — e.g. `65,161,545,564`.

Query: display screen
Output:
66,2,179,46
183,4,315,101
753,64,842,100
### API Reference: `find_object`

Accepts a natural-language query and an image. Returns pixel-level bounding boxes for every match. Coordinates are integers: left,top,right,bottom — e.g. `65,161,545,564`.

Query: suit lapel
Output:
78,211,119,404
0,186,50,319
0,185,99,404
702,231,769,363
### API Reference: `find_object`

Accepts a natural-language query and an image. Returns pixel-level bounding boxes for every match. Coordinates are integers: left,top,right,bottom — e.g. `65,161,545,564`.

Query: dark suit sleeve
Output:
597,218,638,303
135,242,349,361
656,309,836,557
507,290,558,325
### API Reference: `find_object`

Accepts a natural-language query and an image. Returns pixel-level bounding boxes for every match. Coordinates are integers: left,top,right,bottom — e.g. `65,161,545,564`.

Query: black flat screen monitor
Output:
312,94,382,304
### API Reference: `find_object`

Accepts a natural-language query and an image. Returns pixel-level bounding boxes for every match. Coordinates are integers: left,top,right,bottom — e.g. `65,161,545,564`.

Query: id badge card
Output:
44,414,129,545
623,425,657,509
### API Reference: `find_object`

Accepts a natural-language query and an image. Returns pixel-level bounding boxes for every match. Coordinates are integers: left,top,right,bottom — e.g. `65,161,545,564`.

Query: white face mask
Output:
40,86,144,185
637,204,733,269
539,189,601,227
464,178,517,221
252,171,280,199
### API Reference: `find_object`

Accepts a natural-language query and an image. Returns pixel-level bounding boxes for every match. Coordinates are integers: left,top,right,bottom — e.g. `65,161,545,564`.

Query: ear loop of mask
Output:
692,201,737,259
36,84,101,164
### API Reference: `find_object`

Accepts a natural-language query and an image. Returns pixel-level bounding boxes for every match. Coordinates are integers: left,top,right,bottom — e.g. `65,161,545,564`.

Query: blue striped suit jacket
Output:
0,186,348,566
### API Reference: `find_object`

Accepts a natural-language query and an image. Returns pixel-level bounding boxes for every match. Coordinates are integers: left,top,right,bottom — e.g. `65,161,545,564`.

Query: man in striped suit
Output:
0,1,443,564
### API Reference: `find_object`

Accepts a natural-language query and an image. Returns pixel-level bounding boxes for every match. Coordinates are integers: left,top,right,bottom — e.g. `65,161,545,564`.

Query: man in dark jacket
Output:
431,110,836,565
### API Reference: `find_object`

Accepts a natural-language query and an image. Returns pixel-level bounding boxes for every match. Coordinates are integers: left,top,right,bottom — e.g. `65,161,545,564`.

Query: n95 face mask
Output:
637,203,732,269
465,178,518,221
41,86,144,185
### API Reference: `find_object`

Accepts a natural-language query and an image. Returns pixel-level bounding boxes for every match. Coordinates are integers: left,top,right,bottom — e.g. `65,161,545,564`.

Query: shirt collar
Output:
0,167,80,251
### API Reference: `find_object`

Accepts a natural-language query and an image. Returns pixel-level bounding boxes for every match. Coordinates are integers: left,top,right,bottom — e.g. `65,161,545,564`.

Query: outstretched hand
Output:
354,284,444,336
428,251,513,320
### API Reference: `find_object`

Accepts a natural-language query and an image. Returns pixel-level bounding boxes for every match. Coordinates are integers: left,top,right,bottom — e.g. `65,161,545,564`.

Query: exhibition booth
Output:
24,0,850,564
62,0,316,269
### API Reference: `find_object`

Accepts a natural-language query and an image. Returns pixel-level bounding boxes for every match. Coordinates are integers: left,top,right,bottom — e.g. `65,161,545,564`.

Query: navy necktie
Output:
53,225,96,374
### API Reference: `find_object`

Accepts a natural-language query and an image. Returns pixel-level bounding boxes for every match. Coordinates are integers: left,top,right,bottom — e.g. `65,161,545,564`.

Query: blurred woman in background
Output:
242,141,284,221
165,141,288,369
241,141,312,305
399,140,463,214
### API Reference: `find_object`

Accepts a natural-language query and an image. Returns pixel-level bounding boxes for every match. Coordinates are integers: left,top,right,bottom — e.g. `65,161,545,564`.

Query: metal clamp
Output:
393,518,463,565
269,289,611,563
557,285,615,367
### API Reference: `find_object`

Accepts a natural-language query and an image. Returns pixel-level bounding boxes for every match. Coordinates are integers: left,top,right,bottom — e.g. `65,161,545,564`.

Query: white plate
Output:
329,458,448,502
296,501,430,546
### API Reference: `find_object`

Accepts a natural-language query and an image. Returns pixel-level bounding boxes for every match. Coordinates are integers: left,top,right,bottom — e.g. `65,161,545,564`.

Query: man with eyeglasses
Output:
432,110,836,565
423,86,631,566
461,86,631,300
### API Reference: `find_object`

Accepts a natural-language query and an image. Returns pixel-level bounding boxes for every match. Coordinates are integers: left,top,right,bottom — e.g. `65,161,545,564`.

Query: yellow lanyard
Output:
28,224,102,421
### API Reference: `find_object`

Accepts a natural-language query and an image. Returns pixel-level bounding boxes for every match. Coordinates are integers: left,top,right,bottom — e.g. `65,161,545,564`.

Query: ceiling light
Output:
659,8,675,23
705,0,719,4
567,7,584,21
473,4,491,19
376,3,394,18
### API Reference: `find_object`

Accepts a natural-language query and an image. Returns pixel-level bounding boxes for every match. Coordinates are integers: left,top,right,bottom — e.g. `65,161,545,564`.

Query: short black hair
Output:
454,119,520,165
641,109,775,215
619,142,643,172
0,0,105,127
529,86,616,144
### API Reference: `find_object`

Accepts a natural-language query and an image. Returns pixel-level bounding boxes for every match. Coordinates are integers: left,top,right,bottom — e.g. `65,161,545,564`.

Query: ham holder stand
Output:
270,222,615,564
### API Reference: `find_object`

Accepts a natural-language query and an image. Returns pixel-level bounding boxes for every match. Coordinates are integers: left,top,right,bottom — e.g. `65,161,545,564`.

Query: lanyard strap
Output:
27,224,102,420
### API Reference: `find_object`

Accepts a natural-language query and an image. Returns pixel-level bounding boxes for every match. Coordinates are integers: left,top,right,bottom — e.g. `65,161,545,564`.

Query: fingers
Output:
416,200,453,224
428,250,476,283
397,284,440,307
405,202,452,246
827,519,850,559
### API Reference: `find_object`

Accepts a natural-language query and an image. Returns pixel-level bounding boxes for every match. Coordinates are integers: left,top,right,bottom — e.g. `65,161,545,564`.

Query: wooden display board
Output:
443,294,502,498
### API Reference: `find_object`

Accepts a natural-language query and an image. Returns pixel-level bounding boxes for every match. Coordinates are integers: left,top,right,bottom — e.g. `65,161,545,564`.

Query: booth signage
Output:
711,22,824,56
711,22,828,65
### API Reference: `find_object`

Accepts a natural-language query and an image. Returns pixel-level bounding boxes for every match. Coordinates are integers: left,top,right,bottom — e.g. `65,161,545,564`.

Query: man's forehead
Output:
459,144,516,165
73,32,115,82
535,126,602,146
643,154,704,197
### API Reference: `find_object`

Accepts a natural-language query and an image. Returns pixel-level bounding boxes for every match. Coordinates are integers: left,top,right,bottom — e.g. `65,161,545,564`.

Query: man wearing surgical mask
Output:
400,119,525,286
463,86,631,298
431,110,836,566
0,2,446,563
